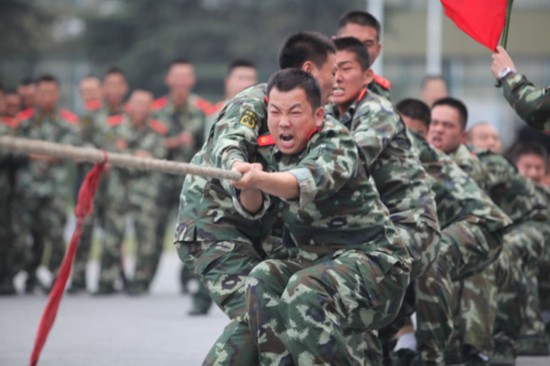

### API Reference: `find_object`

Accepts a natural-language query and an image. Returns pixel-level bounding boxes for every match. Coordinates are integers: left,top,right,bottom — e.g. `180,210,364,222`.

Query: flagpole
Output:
499,0,514,49
496,0,514,87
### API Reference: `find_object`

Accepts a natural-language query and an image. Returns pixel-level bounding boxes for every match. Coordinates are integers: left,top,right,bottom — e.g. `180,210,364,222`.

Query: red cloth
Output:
29,161,106,366
441,0,508,51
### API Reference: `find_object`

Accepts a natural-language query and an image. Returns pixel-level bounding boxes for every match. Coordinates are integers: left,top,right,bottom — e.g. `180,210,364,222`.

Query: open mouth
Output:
279,134,295,149
331,87,345,98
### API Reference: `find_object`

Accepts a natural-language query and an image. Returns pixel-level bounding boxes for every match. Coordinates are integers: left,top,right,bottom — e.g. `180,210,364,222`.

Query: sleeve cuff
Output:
232,191,272,220
288,167,317,208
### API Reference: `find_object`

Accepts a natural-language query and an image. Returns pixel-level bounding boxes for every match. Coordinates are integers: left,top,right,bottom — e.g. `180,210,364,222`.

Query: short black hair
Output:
334,37,371,70
170,57,192,67
267,69,321,111
278,32,335,70
507,142,548,165
432,97,468,130
228,58,256,74
104,66,127,79
396,98,431,128
19,77,36,86
337,11,381,40
37,74,59,86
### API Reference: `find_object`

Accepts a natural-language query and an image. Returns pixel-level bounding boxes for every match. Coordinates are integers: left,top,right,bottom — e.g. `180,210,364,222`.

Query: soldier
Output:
327,37,441,362
15,74,80,293
5,90,22,118
335,10,392,99
97,89,166,295
69,75,105,294
491,46,550,131
430,97,549,361
206,58,258,135
175,31,337,364
237,68,411,365
467,122,503,154
397,98,513,365
150,58,210,310
17,77,36,110
103,67,129,115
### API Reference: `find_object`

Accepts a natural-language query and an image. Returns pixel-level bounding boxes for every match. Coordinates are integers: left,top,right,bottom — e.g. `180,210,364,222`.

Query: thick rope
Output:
0,136,241,180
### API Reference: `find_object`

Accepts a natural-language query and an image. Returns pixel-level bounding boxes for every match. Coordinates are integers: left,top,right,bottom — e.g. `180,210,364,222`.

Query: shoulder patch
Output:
107,114,124,127
193,96,213,115
208,101,225,117
16,108,34,122
151,96,169,111
240,110,258,129
373,74,392,90
0,116,18,129
258,134,275,146
148,119,168,135
60,109,80,124
85,100,102,111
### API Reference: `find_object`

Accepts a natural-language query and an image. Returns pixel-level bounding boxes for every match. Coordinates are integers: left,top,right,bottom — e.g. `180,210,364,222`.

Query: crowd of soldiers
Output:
1,8,550,366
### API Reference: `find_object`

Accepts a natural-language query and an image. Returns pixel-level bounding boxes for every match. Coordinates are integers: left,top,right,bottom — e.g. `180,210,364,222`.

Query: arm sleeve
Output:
502,73,550,131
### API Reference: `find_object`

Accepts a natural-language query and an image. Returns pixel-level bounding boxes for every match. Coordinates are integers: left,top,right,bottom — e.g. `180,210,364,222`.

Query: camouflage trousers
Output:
245,249,409,366
512,222,548,340
71,175,109,289
177,236,289,365
21,196,68,286
98,192,158,289
0,191,26,285
385,221,502,364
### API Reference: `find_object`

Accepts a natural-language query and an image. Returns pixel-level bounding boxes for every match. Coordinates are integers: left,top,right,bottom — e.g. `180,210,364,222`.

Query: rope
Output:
0,136,241,181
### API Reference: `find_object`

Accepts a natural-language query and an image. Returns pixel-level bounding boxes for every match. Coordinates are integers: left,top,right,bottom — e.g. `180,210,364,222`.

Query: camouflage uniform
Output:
175,84,285,365
327,88,441,363
368,73,392,100
97,116,166,293
476,150,550,357
501,73,550,131
15,107,80,292
409,133,511,364
534,184,550,315
447,144,500,361
151,95,208,301
70,101,112,292
0,122,25,294
242,116,411,365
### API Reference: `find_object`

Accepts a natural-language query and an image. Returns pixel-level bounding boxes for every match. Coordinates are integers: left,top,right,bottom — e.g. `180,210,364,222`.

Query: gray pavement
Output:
1,252,549,365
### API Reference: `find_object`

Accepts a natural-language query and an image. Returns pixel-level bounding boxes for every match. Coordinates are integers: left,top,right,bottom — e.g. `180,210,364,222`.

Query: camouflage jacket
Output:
150,94,209,162
502,73,550,131
367,74,392,100
106,116,167,201
326,88,440,241
78,101,117,149
475,150,548,224
535,184,550,218
15,108,80,198
245,116,411,271
449,144,489,190
408,131,511,232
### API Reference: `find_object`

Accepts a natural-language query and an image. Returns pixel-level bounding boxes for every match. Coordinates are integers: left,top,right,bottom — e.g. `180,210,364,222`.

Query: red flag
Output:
441,0,508,51
29,161,106,366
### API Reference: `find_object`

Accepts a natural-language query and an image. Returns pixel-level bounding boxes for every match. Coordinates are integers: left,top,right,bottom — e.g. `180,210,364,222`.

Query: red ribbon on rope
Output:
29,157,107,366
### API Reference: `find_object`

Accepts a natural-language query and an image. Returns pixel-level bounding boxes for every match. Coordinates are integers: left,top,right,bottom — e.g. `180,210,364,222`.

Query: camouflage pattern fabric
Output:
243,116,411,365
408,132,511,364
15,108,80,289
72,104,115,290
502,73,550,131
98,116,166,291
174,84,284,365
0,123,26,292
326,89,440,281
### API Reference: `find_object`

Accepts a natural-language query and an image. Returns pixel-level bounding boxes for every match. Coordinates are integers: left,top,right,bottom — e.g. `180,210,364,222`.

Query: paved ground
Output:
1,252,549,366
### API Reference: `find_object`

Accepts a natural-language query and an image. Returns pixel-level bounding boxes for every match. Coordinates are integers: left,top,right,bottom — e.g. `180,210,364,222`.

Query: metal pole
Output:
367,0,384,75
426,0,443,75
